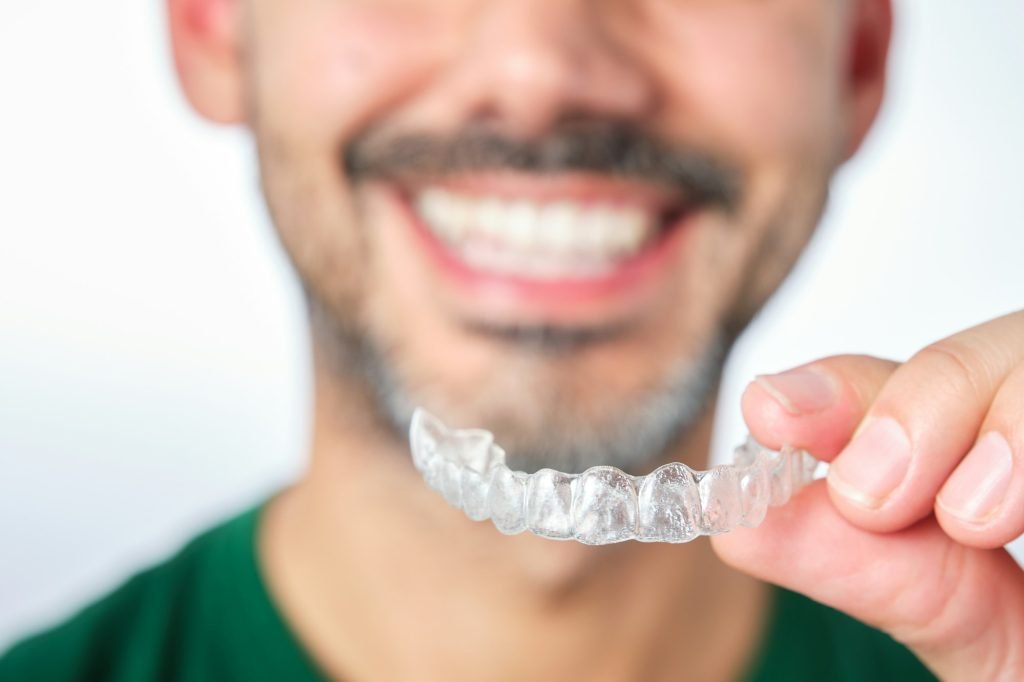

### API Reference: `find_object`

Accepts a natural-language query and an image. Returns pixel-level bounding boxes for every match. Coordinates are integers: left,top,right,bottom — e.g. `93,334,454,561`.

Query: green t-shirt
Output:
0,506,935,681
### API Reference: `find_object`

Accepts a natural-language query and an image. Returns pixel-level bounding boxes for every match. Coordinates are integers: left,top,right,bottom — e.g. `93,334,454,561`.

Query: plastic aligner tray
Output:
409,409,823,545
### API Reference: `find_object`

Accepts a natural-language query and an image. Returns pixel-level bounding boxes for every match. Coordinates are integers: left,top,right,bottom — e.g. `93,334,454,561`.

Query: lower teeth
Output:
457,242,617,280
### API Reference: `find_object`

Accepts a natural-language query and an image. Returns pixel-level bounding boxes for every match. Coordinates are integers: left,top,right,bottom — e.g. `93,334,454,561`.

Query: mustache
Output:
344,121,743,212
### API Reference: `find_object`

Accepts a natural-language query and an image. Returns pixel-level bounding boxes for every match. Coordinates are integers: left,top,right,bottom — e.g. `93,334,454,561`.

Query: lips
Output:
385,172,701,323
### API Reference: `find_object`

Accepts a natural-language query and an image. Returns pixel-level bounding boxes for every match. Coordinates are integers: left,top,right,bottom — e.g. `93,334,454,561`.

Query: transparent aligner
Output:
573,467,638,545
697,467,743,535
408,409,824,545
636,463,699,543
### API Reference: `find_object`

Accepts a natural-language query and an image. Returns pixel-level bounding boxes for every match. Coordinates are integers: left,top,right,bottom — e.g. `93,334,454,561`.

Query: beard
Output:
308,289,730,475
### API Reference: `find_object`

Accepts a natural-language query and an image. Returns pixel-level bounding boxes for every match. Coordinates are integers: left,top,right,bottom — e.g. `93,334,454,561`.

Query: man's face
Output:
235,0,871,472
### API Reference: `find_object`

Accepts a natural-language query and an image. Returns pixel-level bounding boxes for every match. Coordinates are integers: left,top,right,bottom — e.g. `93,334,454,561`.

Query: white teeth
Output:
477,198,504,240
459,242,613,281
415,189,445,233
612,208,648,254
413,188,659,279
537,201,576,252
505,201,538,249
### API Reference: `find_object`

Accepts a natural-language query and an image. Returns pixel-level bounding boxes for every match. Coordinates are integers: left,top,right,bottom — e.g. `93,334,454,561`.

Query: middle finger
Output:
827,312,1024,533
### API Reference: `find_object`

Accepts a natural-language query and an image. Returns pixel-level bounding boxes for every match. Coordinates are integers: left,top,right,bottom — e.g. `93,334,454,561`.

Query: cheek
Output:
633,4,845,312
246,3,456,312
250,3,450,144
637,2,844,164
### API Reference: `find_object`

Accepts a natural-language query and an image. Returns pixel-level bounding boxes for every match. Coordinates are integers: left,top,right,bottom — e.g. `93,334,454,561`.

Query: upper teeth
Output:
414,188,659,279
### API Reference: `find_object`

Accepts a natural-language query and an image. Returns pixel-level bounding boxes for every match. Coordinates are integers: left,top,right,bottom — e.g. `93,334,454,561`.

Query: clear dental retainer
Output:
409,408,824,545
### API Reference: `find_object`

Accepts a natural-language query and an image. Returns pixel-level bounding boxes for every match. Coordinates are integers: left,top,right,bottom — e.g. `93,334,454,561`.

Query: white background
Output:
1,0,1022,650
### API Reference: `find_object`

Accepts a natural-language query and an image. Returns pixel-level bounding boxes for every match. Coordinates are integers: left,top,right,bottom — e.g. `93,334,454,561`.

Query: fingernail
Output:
938,432,1014,524
755,367,838,415
829,417,912,509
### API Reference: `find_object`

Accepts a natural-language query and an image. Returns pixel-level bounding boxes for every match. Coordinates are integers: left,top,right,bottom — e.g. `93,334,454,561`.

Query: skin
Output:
168,0,1022,680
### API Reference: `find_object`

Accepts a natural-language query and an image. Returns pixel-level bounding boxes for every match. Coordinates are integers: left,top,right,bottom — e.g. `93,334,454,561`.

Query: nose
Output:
429,0,657,136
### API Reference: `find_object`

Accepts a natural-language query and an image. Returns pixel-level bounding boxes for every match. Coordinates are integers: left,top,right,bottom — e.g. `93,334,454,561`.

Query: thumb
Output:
712,483,1024,681
741,354,898,458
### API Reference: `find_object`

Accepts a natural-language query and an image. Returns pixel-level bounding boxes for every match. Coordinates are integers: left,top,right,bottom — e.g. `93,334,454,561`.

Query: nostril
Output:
433,3,658,138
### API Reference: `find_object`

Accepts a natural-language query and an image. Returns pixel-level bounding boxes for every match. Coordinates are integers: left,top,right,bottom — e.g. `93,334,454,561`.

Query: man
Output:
2,0,1021,679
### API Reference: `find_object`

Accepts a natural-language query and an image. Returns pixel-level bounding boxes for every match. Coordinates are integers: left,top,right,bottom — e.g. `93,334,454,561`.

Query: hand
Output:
713,311,1024,681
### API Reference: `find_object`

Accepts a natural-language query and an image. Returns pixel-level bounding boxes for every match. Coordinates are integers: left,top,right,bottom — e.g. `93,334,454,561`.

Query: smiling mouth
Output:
413,188,691,280
394,173,700,296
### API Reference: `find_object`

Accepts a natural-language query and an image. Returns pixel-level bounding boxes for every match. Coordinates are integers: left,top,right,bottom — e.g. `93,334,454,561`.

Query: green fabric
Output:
743,588,937,682
0,506,936,682
0,506,322,682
